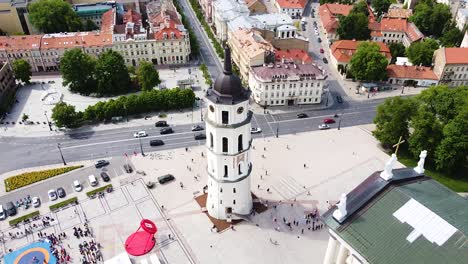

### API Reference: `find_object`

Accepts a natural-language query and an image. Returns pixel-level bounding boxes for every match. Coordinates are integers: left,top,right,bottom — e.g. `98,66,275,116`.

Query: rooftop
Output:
275,49,313,64
387,65,438,80
322,168,468,264
444,47,468,64
380,18,407,32
331,40,391,63
250,61,326,81
73,3,115,13
100,8,116,34
230,29,274,58
319,4,353,33
386,8,412,19
275,0,306,9
41,32,113,49
0,35,42,51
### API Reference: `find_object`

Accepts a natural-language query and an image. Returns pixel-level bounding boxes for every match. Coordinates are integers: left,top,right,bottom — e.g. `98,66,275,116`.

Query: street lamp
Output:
44,111,52,131
138,136,145,156
57,143,67,165
200,98,204,122
123,105,128,122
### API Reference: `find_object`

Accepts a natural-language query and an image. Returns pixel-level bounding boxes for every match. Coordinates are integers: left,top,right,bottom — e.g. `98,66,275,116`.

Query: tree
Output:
337,13,371,40
21,113,29,122
12,59,32,84
371,0,391,17
84,20,99,31
440,23,465,47
410,0,452,37
95,50,130,96
406,39,439,67
51,102,79,128
408,106,443,161
60,48,96,95
137,62,161,91
28,0,82,33
349,42,388,81
388,43,406,64
351,1,369,16
373,97,416,147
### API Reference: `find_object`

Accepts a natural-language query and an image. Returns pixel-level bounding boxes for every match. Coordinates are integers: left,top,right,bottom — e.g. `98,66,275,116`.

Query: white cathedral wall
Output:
206,100,249,125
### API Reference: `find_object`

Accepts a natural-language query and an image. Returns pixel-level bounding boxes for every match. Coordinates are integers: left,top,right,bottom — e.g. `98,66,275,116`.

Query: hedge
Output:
5,165,83,192
86,184,113,197
200,63,212,86
49,197,78,211
9,211,40,226
173,0,200,55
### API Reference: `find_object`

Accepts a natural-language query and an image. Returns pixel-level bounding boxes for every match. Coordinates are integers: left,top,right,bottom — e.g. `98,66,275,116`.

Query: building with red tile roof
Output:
275,0,307,18
433,47,468,87
275,49,312,64
386,64,439,87
319,4,353,42
370,18,424,47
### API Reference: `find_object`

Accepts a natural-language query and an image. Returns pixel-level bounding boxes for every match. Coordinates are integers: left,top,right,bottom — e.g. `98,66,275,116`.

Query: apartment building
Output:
319,4,353,43
248,61,327,106
0,61,16,108
275,0,306,18
73,2,117,27
386,64,439,87
371,18,424,47
212,0,250,41
228,29,274,82
433,47,468,87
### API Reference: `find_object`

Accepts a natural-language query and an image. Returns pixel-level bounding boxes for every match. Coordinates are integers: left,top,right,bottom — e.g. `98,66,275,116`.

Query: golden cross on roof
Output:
393,136,406,156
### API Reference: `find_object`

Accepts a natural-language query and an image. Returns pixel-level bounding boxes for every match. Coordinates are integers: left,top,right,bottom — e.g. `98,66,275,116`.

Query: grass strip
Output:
49,197,78,211
86,184,113,197
9,211,40,226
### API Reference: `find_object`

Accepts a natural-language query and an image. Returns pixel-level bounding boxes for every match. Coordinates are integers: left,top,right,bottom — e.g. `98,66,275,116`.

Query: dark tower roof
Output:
208,45,249,104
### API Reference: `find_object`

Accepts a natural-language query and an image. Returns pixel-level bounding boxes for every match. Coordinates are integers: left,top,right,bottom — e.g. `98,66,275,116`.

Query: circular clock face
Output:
237,107,244,114
209,105,215,112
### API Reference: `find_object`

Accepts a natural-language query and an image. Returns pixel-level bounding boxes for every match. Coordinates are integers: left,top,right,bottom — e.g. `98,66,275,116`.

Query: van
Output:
6,202,16,217
88,175,98,187
0,205,6,220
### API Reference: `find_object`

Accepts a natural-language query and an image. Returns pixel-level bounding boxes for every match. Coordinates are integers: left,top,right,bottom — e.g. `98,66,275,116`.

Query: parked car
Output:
100,172,111,182
150,139,164,146
336,95,343,103
124,164,133,173
95,160,109,168
158,174,175,184
194,133,206,140
317,37,322,43
134,131,148,138
323,57,328,63
88,175,98,186
32,197,41,208
160,127,173,134
73,180,83,192
251,127,262,134
323,118,336,124
48,190,58,201
0,205,6,220
297,113,308,118
155,121,168,127
6,202,16,217
57,187,66,198
320,48,324,53
191,125,204,131
319,124,330,130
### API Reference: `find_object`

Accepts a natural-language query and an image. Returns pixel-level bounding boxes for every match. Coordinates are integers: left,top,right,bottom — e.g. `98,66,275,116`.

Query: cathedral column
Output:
336,244,349,264
323,236,338,264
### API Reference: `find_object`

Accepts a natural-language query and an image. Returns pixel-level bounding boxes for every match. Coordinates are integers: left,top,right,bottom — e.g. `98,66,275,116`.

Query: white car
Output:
32,197,41,208
318,124,330,130
250,127,262,134
133,131,148,138
73,180,83,192
48,189,58,201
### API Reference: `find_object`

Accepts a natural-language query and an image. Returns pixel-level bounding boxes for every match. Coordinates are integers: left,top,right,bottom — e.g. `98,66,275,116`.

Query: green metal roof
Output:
323,177,468,264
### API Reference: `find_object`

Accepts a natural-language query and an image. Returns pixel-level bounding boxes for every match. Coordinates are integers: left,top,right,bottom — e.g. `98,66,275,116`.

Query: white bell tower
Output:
204,46,253,220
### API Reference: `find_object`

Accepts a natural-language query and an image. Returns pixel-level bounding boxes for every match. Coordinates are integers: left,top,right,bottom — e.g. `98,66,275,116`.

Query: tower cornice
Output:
205,110,253,129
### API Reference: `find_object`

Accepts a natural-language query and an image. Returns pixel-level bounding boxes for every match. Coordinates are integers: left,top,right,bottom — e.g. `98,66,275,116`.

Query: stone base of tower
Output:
195,192,268,232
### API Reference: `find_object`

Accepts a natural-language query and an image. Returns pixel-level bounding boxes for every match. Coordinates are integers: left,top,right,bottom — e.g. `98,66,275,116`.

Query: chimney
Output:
380,154,397,181
332,193,347,222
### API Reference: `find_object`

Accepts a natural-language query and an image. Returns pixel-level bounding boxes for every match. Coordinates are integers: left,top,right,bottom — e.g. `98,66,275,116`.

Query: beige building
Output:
228,29,274,82
433,47,468,87
0,0,34,34
0,61,16,111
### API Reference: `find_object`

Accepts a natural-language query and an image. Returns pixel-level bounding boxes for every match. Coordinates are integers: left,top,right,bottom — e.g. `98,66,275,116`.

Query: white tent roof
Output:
104,252,132,264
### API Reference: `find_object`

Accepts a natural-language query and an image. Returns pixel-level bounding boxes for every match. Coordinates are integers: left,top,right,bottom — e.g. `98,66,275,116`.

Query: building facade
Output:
0,61,16,108
318,4,353,43
462,31,468,47
212,0,250,41
205,47,253,220
386,64,439,87
371,18,424,48
275,0,306,18
433,47,468,87
248,61,326,106
456,8,468,31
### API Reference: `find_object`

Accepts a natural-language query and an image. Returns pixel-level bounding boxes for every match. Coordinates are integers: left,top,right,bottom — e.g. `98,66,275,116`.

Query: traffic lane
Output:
0,157,128,211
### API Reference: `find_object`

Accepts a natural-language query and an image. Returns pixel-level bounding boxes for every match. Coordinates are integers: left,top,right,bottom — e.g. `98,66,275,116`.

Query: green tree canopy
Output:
351,1,369,16
51,102,79,128
439,23,465,47
349,42,388,81
337,12,371,40
95,50,130,96
84,20,99,31
371,0,391,17
137,62,161,91
373,96,416,147
410,0,452,37
406,38,439,66
388,42,406,64
408,106,443,161
28,0,82,33
60,48,96,95
12,59,32,84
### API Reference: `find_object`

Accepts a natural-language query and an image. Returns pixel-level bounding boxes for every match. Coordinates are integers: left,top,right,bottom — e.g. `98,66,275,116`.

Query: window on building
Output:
238,134,243,151
220,188,223,193
233,188,236,193
224,165,228,177
238,164,242,174
222,137,228,152
222,111,229,124
210,133,214,148
233,200,236,205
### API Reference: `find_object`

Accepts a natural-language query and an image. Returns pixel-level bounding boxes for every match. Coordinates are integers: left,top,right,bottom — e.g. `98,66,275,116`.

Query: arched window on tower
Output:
238,163,242,174
224,165,228,177
238,134,243,151
222,111,229,124
222,137,228,153
210,133,214,148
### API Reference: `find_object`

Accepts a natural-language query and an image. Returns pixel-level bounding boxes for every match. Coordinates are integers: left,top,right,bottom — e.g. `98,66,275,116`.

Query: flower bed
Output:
49,197,78,211
86,184,113,197
5,165,83,192
5,166,83,192
9,211,40,226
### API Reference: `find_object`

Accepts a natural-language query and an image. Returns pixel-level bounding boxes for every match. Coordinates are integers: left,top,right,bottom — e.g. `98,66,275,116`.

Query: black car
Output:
123,164,133,173
194,133,206,140
95,160,109,168
191,125,204,131
318,37,322,43
155,121,168,127
297,113,308,119
160,127,174,135
150,139,164,146
323,57,328,64
57,187,66,198
336,95,343,103
100,172,111,182
6,202,16,217
158,174,175,184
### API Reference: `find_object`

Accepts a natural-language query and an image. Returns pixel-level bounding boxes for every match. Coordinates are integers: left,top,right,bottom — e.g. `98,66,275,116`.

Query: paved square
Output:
105,188,129,211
